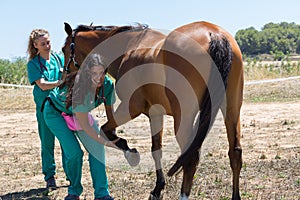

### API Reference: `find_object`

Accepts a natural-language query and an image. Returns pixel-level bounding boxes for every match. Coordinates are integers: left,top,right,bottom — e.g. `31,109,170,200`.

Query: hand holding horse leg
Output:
100,127,140,166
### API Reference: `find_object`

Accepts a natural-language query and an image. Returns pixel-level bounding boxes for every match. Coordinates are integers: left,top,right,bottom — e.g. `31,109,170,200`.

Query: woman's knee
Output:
65,148,84,162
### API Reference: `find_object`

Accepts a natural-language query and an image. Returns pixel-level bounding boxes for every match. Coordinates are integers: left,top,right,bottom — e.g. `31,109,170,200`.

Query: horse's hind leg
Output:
148,108,165,200
181,150,199,199
224,111,242,200
222,77,243,200
173,110,199,200
149,131,165,199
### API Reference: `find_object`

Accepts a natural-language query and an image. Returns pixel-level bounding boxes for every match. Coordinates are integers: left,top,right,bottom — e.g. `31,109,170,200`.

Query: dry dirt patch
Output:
0,83,300,199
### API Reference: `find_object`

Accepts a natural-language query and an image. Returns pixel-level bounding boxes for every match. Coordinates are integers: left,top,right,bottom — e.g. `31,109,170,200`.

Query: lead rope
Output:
96,85,106,118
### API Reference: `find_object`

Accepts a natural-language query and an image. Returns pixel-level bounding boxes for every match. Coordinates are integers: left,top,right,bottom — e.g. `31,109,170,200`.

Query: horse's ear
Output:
64,22,73,36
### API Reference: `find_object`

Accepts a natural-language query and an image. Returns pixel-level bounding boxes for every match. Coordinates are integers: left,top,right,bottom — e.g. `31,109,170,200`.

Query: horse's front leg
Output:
148,114,165,200
101,103,141,166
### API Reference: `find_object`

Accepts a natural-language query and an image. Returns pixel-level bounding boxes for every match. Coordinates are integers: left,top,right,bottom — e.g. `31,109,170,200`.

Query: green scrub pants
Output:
36,107,67,181
43,101,109,198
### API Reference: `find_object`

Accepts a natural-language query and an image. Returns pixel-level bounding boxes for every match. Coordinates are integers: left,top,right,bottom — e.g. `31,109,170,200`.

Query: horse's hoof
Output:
180,194,189,200
148,194,163,200
125,148,140,167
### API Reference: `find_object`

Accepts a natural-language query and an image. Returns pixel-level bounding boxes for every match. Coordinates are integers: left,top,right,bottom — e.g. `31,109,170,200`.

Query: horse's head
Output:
62,22,118,73
62,22,150,76
62,22,88,73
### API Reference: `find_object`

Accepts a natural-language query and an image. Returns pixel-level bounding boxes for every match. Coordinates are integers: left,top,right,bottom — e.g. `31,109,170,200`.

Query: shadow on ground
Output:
0,185,68,200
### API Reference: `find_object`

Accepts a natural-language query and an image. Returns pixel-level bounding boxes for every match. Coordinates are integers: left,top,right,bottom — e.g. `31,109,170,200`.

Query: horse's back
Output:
160,21,243,106
119,29,165,72
158,21,222,104
185,21,244,111
166,21,243,69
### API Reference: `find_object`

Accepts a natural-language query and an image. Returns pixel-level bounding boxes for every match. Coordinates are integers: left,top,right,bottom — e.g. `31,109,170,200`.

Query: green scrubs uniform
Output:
27,53,65,181
43,76,116,198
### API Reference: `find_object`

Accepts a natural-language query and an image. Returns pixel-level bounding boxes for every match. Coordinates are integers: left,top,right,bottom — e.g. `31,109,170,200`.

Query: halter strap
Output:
97,85,106,105
64,31,81,73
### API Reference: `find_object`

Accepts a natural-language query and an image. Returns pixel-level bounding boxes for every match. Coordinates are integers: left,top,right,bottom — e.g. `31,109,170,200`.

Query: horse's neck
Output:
107,57,122,78
102,29,165,79
103,31,146,79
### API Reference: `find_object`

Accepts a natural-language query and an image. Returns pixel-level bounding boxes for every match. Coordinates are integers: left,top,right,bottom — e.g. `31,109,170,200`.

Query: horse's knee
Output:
100,126,117,140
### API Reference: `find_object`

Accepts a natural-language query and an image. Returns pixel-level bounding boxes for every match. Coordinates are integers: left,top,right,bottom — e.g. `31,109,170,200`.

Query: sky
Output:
0,0,299,59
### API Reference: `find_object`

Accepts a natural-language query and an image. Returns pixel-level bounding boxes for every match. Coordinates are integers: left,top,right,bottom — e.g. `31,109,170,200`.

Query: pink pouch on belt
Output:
61,112,94,131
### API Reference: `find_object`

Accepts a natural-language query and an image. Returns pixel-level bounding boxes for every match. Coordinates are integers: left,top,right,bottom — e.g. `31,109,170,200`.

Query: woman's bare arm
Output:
35,78,61,91
75,112,119,148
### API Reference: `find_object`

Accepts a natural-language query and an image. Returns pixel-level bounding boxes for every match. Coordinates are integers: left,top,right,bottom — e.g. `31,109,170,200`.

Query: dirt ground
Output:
0,80,300,200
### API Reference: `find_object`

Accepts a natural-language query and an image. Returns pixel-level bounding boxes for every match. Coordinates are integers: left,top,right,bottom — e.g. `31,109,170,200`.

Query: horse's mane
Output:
74,23,149,36
74,25,116,32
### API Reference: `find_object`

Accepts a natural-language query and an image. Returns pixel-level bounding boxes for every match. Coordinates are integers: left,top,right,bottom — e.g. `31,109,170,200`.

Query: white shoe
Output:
124,148,140,167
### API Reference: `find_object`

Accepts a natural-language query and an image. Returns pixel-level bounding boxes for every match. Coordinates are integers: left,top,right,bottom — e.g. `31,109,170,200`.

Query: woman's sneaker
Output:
64,194,80,200
46,176,57,189
95,195,114,200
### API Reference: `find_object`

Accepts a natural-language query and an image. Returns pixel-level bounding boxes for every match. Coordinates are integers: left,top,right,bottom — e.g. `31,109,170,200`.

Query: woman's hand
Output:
75,112,120,148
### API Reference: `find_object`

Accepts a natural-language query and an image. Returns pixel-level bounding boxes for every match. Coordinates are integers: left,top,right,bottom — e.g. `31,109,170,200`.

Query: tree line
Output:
235,22,300,58
0,57,29,85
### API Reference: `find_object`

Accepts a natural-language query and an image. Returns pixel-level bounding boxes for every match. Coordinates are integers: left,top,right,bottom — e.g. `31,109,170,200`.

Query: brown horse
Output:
62,21,243,200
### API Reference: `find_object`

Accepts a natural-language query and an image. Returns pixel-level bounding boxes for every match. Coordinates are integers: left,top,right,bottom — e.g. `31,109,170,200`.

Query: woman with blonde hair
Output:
27,28,66,189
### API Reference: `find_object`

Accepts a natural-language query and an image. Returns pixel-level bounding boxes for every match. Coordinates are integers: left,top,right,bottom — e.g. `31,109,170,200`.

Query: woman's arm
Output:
104,105,118,133
75,111,119,148
76,111,140,166
35,78,61,91
104,105,141,166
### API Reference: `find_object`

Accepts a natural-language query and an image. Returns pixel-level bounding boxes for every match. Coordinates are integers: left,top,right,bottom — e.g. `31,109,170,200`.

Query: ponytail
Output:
27,29,49,60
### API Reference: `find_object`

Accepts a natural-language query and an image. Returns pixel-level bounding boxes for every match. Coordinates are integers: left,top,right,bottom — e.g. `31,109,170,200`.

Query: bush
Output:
0,57,29,85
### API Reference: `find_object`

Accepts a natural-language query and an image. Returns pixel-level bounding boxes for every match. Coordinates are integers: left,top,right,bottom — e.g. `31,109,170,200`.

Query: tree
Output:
235,22,300,57
235,27,261,55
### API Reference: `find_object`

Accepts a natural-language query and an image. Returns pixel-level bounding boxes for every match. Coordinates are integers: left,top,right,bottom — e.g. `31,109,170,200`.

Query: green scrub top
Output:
49,75,116,114
27,53,63,107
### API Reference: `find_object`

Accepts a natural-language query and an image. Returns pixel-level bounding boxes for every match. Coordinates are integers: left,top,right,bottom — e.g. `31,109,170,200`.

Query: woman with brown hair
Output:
42,53,140,200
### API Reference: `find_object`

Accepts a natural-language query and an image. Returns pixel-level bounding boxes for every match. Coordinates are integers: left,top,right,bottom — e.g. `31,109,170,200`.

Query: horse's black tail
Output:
167,34,232,176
